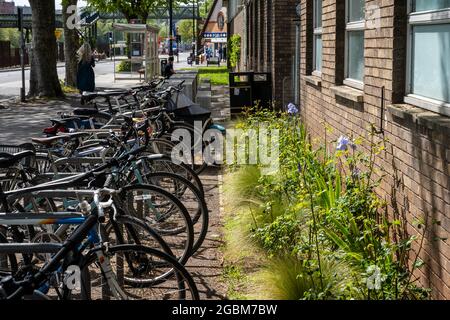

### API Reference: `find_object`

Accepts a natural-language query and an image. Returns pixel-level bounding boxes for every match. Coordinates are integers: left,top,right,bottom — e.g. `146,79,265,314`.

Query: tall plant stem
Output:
302,161,324,293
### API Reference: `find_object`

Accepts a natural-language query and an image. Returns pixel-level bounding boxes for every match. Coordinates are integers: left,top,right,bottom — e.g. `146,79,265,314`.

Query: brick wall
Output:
299,0,450,299
0,1,15,14
228,0,298,105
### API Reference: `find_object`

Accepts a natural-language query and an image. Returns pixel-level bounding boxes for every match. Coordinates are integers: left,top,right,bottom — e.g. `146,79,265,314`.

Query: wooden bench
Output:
207,56,220,67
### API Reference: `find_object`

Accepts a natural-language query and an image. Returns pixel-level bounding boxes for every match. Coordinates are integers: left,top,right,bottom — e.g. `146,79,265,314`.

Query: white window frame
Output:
312,0,323,77
405,0,450,116
344,0,365,91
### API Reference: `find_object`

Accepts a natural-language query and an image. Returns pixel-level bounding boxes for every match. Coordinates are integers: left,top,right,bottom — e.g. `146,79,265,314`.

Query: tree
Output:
28,0,62,97
86,0,190,23
177,20,194,43
62,0,80,88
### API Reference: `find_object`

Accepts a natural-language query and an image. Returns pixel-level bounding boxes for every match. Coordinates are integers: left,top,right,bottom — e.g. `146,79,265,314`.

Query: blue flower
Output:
336,135,351,151
287,103,299,115
298,163,302,173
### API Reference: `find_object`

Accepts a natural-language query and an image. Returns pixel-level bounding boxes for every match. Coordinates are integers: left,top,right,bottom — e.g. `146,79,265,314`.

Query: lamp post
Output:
192,1,195,62
18,7,25,102
169,0,174,58
195,0,199,65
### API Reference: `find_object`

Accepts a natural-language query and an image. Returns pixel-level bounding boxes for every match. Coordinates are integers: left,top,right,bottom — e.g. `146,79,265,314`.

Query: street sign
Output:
55,29,63,40
203,32,227,39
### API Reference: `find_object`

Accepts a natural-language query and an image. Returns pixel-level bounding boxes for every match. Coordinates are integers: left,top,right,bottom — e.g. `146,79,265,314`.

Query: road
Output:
0,52,194,101
0,61,116,100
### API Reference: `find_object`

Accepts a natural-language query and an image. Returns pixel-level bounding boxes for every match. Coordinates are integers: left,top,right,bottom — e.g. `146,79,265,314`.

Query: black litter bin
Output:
252,73,272,109
160,58,168,76
229,72,273,116
229,72,253,116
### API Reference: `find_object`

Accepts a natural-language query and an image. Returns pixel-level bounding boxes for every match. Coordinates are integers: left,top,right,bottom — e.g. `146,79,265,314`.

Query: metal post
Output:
192,1,195,61
18,8,25,102
169,0,174,58
195,0,199,65
294,21,300,105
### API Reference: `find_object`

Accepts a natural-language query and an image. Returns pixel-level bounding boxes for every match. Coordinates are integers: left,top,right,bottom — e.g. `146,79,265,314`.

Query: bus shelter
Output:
112,23,160,82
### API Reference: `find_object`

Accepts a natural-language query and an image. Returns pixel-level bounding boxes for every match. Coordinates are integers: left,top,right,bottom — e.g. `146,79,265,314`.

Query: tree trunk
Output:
62,0,79,88
28,0,63,97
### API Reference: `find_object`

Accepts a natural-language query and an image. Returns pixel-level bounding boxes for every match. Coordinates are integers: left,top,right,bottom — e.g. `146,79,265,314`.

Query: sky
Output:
12,0,88,9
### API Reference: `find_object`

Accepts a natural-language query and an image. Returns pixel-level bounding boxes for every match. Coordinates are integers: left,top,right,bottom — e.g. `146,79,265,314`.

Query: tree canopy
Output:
86,0,193,23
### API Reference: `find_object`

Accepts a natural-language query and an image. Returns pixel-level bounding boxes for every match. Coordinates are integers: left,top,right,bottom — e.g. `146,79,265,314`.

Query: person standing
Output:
218,47,223,61
164,56,176,79
76,43,96,94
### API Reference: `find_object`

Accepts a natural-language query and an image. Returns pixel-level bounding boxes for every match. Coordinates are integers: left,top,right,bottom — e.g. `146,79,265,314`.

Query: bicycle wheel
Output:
103,214,180,265
79,245,199,300
135,155,204,197
118,184,194,263
141,172,209,253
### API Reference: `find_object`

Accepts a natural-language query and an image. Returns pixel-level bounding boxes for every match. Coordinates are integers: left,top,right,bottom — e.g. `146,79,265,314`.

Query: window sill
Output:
304,75,322,87
404,94,450,117
330,85,364,103
387,103,450,135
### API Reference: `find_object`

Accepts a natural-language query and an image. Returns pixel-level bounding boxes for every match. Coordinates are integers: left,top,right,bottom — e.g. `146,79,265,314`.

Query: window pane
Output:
412,24,450,103
315,0,323,28
315,35,322,71
414,0,450,12
347,30,364,81
348,0,365,22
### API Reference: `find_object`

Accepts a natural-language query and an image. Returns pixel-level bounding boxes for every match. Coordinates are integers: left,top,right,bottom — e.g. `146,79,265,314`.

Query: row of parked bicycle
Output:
0,78,225,300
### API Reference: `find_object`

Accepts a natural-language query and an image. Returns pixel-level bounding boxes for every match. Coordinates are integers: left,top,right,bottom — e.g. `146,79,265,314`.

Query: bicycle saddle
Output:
73,108,100,117
0,150,35,168
31,132,88,146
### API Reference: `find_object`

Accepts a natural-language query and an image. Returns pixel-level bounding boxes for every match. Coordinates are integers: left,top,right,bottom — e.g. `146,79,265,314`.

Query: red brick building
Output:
228,0,450,299
0,0,15,14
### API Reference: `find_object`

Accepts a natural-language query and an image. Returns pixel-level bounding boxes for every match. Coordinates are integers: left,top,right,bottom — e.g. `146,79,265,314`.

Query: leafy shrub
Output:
117,60,131,72
228,34,241,69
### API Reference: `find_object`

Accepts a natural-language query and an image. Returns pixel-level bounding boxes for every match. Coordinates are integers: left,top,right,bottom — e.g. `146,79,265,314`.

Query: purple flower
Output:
298,163,303,173
336,135,356,151
287,103,299,115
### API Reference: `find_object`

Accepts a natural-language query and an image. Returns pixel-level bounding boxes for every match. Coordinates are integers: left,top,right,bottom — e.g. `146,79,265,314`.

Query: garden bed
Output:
221,108,431,300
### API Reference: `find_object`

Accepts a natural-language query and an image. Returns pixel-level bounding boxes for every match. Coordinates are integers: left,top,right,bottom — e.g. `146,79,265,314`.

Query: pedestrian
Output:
164,56,176,79
76,43,96,94
218,47,223,61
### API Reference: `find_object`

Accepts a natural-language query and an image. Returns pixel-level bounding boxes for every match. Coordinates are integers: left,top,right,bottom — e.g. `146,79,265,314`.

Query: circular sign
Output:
217,13,225,30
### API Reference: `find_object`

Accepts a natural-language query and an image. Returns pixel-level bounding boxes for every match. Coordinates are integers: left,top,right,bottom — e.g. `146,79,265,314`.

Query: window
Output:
218,13,225,30
313,0,323,75
345,0,365,90
406,0,450,115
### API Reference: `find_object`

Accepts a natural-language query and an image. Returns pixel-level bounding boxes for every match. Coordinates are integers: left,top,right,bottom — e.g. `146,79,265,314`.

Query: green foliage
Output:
228,34,241,69
116,60,131,72
177,20,194,43
223,109,430,300
253,214,304,256
258,256,361,300
86,0,190,22
182,66,229,85
0,29,20,48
